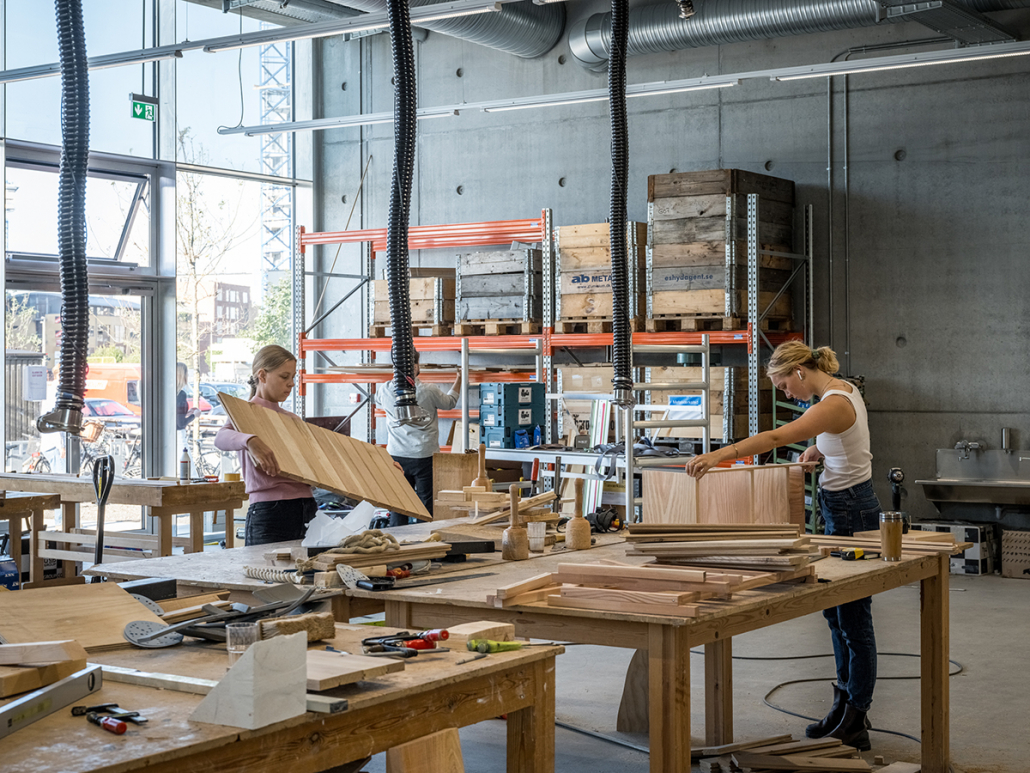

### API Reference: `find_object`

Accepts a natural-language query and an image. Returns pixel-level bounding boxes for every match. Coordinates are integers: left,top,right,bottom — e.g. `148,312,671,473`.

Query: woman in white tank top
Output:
686,341,881,752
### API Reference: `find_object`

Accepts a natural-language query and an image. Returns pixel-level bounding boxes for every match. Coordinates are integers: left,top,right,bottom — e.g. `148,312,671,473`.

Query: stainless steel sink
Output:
917,477,1030,506
917,449,1030,506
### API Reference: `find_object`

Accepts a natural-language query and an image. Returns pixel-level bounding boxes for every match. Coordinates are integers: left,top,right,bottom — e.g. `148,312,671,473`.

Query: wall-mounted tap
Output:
955,441,984,460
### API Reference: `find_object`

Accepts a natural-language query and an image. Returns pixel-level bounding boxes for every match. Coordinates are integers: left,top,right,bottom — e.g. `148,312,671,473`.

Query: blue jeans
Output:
820,479,881,712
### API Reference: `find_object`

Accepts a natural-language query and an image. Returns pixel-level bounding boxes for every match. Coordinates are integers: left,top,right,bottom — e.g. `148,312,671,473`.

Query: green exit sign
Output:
130,93,157,122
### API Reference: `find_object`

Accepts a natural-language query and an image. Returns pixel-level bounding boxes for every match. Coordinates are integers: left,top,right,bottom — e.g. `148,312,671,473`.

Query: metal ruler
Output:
0,665,102,740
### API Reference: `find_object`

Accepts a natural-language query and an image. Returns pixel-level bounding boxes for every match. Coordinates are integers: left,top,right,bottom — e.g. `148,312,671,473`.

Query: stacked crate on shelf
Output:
370,272,455,337
553,222,646,334
478,382,547,449
556,365,616,445
646,365,772,442
454,249,543,336
646,169,796,333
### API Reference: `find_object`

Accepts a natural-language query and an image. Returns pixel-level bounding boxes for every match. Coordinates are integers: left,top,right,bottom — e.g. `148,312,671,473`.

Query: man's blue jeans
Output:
819,478,881,712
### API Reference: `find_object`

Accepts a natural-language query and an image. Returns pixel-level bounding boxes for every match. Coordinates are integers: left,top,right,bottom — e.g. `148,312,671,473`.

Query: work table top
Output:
0,623,560,773
0,472,246,508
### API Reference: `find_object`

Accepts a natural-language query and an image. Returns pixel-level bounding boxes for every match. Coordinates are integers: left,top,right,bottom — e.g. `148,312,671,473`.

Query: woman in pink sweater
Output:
215,345,315,546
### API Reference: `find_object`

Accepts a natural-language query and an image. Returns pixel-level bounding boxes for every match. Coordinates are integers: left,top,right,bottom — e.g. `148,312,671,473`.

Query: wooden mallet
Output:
501,484,529,561
471,443,490,489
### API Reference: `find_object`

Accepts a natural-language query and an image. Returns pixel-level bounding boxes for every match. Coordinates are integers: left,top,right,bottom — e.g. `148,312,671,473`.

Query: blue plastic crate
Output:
479,382,544,407
479,403,546,429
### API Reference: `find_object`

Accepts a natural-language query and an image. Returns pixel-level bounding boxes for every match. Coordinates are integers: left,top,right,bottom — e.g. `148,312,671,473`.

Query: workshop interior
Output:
0,0,1028,772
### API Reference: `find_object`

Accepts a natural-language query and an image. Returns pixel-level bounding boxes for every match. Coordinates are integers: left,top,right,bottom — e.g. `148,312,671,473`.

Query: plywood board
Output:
0,583,167,653
306,649,404,691
220,394,430,520
433,453,479,520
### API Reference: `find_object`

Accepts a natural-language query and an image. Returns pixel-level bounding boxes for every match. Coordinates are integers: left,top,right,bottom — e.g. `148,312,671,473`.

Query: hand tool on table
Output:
455,652,488,665
466,639,523,654
71,702,148,725
831,548,881,561
501,484,529,561
84,711,127,735
0,665,102,740
90,455,115,583
362,629,448,656
471,443,490,489
529,458,540,496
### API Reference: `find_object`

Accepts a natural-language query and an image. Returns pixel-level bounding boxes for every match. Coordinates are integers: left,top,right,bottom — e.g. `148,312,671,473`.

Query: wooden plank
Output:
651,240,793,270
697,733,794,756
0,582,167,653
160,600,233,624
651,193,794,225
305,649,405,691
558,585,696,606
546,593,698,618
220,394,430,520
650,289,792,319
559,268,644,296
555,569,733,595
159,591,231,612
704,639,733,746
628,523,795,533
0,658,88,699
854,529,955,545
444,621,516,648
649,623,692,771
0,640,88,666
648,169,795,204
458,249,542,275
460,273,539,297
652,216,792,248
556,563,707,584
747,737,843,755
874,763,921,773
433,453,479,520
468,490,556,526
494,572,556,599
731,752,870,771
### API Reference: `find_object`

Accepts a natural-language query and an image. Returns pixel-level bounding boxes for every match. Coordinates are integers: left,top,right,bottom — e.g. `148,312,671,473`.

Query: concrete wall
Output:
311,5,1030,519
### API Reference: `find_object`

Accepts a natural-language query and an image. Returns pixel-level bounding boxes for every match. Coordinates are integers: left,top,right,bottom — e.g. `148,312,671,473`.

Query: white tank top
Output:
816,383,872,492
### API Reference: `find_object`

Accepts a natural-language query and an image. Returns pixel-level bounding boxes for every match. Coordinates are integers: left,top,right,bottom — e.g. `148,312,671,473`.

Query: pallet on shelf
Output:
368,323,451,338
455,249,543,334
554,222,645,332
646,169,796,332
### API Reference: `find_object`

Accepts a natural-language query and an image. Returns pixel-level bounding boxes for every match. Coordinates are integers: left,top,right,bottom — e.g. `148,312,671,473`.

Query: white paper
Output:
301,500,376,547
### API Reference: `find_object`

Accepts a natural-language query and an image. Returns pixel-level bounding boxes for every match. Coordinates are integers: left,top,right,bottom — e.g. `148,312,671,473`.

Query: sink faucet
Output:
955,441,983,460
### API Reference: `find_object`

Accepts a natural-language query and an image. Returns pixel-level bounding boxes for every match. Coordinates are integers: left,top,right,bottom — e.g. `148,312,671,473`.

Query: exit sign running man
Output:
130,93,158,122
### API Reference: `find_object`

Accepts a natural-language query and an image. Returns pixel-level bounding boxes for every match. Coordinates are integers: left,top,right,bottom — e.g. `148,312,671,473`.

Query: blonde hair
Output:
766,341,839,377
175,362,188,393
249,345,297,398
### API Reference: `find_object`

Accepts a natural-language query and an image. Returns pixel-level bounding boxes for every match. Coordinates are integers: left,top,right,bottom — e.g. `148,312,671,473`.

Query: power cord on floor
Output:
689,649,964,744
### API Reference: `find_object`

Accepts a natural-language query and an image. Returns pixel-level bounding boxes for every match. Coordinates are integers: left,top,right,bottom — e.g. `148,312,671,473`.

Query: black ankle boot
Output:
805,683,846,739
828,702,872,752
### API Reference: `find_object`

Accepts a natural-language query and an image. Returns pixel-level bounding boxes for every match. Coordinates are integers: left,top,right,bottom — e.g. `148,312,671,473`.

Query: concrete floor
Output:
359,572,1028,773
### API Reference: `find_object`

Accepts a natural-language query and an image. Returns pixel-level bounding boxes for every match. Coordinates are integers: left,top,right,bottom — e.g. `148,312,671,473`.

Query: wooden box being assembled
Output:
647,365,772,442
371,275,455,336
454,249,543,335
642,464,806,527
646,169,796,332
554,222,645,334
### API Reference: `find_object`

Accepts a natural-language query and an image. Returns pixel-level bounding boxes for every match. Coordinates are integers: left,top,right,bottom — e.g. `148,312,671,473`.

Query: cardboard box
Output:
911,521,998,575
1000,530,1030,579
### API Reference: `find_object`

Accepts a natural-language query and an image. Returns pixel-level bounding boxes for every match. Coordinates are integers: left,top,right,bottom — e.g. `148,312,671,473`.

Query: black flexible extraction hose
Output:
608,0,633,409
38,0,90,436
385,0,425,427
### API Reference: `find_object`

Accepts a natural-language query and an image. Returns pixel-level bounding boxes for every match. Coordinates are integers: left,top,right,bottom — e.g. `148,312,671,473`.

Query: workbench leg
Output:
153,507,174,557
27,508,45,588
60,501,79,581
921,553,950,773
224,502,239,549
6,515,21,587
330,594,353,623
648,624,691,773
384,600,414,629
704,638,733,746
188,510,204,553
507,657,556,773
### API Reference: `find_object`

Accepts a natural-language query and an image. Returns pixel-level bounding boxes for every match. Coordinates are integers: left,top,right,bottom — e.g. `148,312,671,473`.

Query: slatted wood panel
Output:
220,394,430,520
642,465,805,527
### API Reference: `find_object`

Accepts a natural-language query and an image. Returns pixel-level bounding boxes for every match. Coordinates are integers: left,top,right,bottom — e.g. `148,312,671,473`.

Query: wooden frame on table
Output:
364,549,950,773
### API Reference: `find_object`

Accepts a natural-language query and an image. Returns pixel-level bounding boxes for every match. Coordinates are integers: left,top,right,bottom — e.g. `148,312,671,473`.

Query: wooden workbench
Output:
0,493,61,587
0,624,562,773
341,543,951,773
0,473,246,586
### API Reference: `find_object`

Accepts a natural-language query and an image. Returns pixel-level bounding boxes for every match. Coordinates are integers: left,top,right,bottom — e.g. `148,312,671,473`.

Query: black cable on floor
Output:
689,649,964,744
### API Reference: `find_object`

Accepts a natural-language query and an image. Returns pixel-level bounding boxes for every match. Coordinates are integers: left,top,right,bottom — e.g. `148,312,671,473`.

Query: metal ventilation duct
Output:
338,0,565,58
569,0,1030,69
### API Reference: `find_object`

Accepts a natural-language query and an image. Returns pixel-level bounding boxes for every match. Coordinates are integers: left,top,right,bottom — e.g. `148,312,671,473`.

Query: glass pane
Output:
5,166,151,265
177,169,290,475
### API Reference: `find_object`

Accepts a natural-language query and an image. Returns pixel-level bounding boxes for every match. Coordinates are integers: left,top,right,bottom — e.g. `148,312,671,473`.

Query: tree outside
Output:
5,294,42,352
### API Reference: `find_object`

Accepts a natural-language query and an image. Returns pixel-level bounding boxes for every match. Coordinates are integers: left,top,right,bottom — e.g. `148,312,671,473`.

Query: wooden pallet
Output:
645,315,794,333
452,320,541,336
553,316,645,334
368,323,451,338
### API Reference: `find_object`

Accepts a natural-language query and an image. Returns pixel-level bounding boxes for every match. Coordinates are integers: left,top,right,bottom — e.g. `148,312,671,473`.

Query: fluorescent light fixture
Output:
483,95,608,112
229,109,457,136
772,39,1030,80
203,1,501,52
0,45,183,85
482,78,734,111
627,80,738,97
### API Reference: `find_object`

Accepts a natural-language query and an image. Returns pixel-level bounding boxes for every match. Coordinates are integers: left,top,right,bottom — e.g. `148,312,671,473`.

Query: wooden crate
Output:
372,277,455,325
455,249,543,330
555,222,645,333
557,365,615,439
646,169,796,329
642,464,806,527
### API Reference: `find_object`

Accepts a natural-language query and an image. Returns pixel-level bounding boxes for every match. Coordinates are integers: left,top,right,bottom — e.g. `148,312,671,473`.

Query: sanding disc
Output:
130,593,166,616
123,620,184,648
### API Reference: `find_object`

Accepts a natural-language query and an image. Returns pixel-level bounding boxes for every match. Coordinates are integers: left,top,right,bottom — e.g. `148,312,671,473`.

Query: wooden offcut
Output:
306,649,404,691
0,640,88,666
0,659,88,699
220,394,430,520
643,464,806,526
